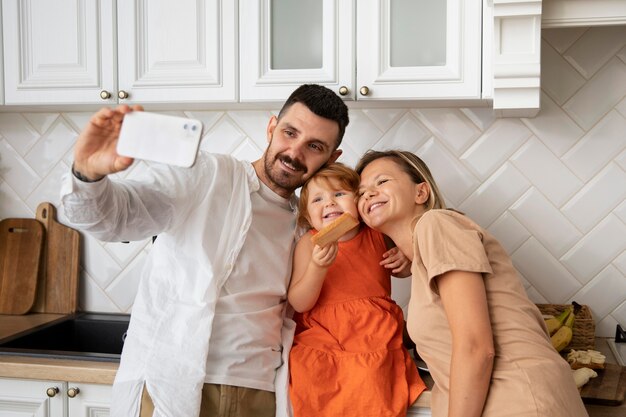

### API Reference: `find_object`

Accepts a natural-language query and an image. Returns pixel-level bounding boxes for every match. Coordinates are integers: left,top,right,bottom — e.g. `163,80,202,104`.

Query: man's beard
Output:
264,152,308,193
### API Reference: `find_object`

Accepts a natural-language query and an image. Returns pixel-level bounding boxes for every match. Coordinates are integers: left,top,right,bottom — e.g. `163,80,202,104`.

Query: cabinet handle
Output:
118,90,129,100
359,86,370,96
100,90,112,100
46,386,59,397
338,86,349,96
67,387,80,398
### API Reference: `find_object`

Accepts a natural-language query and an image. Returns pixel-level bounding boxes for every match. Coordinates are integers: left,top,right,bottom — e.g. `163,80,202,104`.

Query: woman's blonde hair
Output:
297,162,360,229
355,150,447,211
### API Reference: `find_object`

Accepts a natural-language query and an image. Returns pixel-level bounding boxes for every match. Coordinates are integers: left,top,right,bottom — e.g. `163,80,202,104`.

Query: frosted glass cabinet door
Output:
1,0,115,104
240,0,355,101
117,0,237,103
357,0,481,100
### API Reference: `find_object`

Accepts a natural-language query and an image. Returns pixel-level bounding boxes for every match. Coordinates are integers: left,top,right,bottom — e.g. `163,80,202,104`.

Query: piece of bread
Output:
567,349,606,370
311,213,359,247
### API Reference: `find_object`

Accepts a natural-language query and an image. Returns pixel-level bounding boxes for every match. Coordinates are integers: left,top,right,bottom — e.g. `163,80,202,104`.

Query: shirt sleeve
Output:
60,157,209,242
414,210,493,294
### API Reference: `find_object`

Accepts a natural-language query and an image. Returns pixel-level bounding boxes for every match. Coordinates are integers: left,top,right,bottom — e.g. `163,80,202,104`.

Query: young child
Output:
288,162,426,417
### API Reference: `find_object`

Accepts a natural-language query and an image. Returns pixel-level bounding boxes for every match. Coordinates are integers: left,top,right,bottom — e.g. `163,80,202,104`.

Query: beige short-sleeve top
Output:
407,210,588,417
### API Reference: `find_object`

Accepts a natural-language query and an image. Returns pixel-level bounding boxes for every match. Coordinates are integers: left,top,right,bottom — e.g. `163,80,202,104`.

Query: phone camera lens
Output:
191,125,197,131
183,124,188,130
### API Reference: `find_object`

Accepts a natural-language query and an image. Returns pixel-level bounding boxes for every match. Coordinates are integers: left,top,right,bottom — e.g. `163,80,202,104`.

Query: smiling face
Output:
305,177,359,232
256,102,342,198
357,157,428,234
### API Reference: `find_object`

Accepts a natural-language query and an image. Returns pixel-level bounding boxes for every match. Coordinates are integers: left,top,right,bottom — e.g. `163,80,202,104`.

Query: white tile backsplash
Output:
1,27,625,336
562,110,626,182
562,26,626,79
562,163,626,233
562,58,626,130
510,137,582,207
510,189,582,257
561,215,626,284
460,119,532,180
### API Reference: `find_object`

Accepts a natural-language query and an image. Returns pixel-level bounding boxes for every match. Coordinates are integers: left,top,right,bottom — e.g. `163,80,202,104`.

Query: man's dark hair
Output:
277,84,349,148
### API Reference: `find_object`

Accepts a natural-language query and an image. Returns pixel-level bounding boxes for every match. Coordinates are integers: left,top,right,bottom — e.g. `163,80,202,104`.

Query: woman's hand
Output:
73,104,144,181
381,246,411,277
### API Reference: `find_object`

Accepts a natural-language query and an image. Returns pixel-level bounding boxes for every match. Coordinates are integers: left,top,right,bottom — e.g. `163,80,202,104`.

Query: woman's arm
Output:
287,233,338,313
437,270,495,417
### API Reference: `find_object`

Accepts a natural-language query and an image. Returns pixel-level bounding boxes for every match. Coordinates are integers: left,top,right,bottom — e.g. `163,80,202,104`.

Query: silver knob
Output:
118,90,129,100
46,387,59,397
338,86,349,96
67,387,80,398
99,90,111,100
359,86,370,96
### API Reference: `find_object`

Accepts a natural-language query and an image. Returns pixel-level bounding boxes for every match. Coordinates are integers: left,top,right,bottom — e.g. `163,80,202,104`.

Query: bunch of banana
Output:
544,306,572,335
551,302,582,352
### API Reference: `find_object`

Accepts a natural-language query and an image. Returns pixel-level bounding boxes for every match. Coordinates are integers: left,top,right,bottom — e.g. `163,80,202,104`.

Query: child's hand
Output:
311,242,339,268
381,247,411,276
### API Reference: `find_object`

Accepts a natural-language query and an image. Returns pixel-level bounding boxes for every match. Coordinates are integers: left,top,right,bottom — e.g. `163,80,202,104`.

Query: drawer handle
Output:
46,386,59,397
67,387,80,398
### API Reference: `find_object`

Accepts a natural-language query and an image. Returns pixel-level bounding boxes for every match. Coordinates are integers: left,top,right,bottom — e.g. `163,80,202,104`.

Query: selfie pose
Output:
61,84,349,417
287,163,426,417
356,150,588,417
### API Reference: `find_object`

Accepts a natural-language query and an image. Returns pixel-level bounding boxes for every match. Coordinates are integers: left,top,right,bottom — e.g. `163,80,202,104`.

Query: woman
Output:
355,150,588,417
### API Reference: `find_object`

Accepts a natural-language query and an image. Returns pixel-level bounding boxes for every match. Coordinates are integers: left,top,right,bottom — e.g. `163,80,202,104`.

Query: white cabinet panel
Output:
66,383,111,417
240,0,354,101
117,0,236,103
240,0,481,101
0,378,65,416
1,0,236,105
357,0,481,100
0,377,111,417
2,0,115,105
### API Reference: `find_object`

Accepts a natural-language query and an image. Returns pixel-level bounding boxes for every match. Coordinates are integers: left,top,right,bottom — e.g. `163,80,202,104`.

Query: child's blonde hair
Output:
297,163,360,229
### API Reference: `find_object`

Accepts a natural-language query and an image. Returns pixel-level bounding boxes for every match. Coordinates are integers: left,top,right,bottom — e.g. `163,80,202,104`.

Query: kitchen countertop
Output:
1,314,623,414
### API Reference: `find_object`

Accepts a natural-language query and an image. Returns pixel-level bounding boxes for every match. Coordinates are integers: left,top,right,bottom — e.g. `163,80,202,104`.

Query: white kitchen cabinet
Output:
1,0,236,105
239,0,354,102
0,377,111,417
239,0,481,101
1,0,115,105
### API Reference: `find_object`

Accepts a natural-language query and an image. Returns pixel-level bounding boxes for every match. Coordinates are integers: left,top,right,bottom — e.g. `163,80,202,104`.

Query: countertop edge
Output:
0,355,118,384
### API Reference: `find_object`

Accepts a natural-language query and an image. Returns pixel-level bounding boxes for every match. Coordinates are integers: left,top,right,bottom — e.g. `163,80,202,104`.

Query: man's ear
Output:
266,115,278,143
415,182,430,205
328,148,342,164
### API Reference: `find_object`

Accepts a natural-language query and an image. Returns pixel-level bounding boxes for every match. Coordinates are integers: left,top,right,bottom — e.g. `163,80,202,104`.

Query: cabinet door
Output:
117,0,236,103
66,382,111,417
240,0,354,101
1,0,115,105
357,0,481,100
0,377,65,417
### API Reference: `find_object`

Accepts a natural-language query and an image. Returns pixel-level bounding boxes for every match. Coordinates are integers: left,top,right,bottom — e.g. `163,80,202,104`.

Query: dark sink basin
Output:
0,312,130,362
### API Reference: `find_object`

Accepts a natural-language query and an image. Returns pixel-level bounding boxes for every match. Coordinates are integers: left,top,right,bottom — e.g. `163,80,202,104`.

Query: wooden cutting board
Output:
581,363,626,406
32,202,80,314
0,218,45,314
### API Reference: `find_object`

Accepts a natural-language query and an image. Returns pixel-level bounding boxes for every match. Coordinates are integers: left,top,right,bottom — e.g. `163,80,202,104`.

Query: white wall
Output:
1,27,625,337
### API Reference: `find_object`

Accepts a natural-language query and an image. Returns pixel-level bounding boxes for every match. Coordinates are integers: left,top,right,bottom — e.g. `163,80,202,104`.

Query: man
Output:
61,84,349,417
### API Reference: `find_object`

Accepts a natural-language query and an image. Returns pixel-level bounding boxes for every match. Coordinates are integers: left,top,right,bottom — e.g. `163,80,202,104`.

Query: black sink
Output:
0,312,130,362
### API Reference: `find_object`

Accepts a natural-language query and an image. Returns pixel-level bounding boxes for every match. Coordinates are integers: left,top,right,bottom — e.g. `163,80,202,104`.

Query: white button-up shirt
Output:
61,152,296,417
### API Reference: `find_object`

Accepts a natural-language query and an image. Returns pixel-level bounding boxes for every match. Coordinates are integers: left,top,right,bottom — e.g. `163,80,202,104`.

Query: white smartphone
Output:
116,111,203,168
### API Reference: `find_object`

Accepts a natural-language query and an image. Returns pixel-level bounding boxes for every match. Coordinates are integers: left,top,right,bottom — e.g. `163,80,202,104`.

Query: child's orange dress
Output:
289,226,426,417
